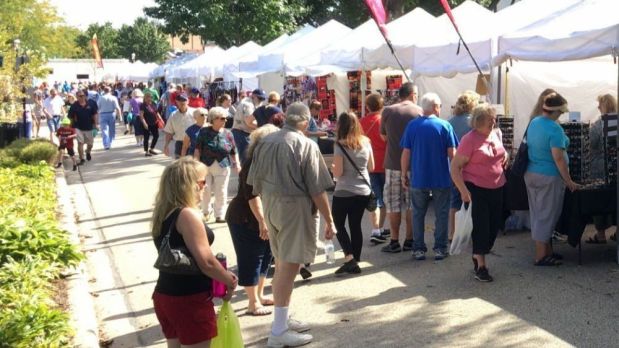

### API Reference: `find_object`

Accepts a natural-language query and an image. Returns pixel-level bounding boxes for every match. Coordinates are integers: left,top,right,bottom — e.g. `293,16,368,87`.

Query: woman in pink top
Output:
451,105,507,282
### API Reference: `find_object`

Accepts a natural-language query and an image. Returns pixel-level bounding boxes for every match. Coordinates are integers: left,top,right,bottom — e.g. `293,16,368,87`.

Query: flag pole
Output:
364,0,411,82
439,0,488,91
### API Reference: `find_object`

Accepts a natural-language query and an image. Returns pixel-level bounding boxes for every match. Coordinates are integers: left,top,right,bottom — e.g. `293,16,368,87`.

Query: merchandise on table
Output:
205,80,238,108
561,121,591,183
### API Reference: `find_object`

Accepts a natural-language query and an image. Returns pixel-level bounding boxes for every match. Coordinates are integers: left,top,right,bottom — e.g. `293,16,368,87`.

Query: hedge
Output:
0,161,83,347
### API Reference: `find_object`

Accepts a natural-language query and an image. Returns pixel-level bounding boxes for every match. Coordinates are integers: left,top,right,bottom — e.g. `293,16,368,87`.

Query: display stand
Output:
382,75,403,106
282,76,316,111
315,76,336,122
561,122,591,183
602,113,618,185
497,115,514,161
347,71,371,116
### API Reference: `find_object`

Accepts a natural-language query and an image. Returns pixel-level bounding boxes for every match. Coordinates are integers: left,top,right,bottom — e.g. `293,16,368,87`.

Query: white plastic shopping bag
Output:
450,202,473,255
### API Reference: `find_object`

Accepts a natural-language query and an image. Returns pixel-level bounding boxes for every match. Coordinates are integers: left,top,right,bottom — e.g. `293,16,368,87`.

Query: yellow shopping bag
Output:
211,300,244,348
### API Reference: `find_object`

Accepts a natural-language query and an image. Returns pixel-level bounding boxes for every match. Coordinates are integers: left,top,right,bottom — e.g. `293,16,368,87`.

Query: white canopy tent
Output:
168,46,226,80
150,53,200,79
236,24,316,78
495,0,618,64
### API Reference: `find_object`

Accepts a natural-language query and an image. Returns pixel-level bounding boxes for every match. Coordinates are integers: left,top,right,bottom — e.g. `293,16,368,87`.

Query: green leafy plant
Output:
0,164,82,346
2,138,57,165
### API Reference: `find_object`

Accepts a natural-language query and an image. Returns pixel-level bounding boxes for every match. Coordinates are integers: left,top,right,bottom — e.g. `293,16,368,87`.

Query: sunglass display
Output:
561,122,591,183
497,116,514,163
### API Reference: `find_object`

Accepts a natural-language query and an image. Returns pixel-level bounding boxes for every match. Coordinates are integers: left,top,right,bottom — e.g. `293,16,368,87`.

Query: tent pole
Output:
615,49,618,265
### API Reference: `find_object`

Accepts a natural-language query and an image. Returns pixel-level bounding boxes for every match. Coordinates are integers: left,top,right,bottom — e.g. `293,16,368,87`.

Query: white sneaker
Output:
267,330,313,348
287,317,311,332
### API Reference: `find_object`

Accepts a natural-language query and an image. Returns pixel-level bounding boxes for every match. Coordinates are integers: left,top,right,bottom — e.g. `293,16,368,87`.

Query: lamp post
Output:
13,38,20,72
131,52,136,63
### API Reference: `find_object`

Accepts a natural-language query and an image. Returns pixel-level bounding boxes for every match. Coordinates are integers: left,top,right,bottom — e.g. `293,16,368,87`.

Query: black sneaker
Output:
475,267,493,282
72,165,77,171
402,239,413,251
86,152,92,161
335,259,361,275
370,234,387,244
381,229,391,237
299,266,313,280
381,242,401,253
78,159,85,165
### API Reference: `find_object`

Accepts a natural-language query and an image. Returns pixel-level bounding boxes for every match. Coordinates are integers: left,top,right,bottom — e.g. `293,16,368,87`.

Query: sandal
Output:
534,256,562,266
261,298,274,306
245,307,272,316
585,235,607,244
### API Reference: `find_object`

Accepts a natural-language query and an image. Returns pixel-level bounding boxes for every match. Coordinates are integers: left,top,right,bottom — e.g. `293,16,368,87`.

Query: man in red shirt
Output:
56,117,78,171
360,94,388,244
188,87,206,108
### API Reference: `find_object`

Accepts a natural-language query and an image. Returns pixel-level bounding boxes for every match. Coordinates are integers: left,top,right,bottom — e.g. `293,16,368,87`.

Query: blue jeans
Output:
100,112,116,149
47,115,60,134
411,187,451,253
369,173,385,208
228,223,272,286
232,129,250,165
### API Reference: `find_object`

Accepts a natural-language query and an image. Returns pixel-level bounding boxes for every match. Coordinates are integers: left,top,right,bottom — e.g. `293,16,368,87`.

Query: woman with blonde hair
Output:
332,111,374,275
226,124,279,316
151,157,237,347
448,90,480,241
529,88,557,120
451,104,507,282
587,93,618,244
194,107,240,223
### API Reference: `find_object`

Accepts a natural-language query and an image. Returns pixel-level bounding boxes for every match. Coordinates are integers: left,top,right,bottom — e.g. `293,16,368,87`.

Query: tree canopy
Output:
145,0,499,48
74,18,171,63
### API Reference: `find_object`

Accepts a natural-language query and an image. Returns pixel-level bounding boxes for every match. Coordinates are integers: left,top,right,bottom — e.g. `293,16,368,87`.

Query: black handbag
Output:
511,124,531,177
336,142,378,212
153,210,202,275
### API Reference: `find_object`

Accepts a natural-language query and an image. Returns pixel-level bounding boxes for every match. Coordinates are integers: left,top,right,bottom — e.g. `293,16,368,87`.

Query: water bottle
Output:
211,253,227,298
324,240,335,265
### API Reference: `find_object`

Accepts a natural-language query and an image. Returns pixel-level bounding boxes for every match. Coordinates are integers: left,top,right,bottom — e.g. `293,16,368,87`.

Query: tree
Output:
0,0,79,118
144,0,497,49
144,0,307,48
75,22,121,59
116,18,171,63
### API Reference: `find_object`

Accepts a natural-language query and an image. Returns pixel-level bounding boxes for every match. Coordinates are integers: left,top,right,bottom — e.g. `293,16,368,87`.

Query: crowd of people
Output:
30,79,617,347
146,78,618,347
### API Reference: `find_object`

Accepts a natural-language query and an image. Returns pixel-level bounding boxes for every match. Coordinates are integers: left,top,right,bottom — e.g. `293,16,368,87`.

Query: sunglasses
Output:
215,117,227,121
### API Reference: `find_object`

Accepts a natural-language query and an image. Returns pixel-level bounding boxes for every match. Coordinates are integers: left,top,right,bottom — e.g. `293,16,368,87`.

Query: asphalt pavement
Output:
55,124,619,348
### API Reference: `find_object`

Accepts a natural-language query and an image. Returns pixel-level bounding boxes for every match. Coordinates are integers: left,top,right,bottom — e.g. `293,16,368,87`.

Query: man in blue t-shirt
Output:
400,92,458,261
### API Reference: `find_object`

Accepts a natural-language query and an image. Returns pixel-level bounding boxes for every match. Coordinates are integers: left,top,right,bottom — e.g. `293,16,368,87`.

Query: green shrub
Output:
0,139,58,167
0,257,72,348
0,164,82,347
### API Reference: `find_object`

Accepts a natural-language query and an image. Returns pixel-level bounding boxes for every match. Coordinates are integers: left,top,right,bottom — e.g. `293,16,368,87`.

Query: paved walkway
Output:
60,124,619,347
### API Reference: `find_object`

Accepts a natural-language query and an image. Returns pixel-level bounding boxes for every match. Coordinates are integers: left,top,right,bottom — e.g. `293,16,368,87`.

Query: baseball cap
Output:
251,89,266,100
175,93,188,101
190,87,200,94
61,117,71,126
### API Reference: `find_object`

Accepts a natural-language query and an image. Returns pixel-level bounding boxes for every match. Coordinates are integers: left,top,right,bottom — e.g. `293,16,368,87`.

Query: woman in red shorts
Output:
151,157,238,347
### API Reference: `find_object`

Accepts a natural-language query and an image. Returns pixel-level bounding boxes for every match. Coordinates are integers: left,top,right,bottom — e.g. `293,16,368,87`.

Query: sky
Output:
49,0,156,29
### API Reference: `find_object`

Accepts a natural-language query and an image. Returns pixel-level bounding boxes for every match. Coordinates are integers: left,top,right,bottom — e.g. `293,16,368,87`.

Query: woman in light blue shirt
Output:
524,93,578,266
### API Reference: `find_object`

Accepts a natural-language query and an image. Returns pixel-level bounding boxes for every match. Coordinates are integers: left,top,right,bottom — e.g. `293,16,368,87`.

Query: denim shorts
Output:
369,173,385,208
450,185,462,209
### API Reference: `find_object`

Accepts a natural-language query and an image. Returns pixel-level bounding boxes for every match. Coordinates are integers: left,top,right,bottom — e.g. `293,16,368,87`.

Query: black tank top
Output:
154,208,215,296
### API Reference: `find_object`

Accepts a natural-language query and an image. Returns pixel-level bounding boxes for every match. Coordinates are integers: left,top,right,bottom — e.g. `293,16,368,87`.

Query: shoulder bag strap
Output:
336,142,372,190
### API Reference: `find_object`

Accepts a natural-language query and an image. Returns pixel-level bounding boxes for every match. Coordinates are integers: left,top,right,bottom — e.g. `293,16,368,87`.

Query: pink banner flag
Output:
440,0,459,31
364,0,390,40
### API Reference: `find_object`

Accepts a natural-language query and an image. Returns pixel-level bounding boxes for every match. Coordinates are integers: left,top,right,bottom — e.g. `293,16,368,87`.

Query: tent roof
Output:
496,0,619,63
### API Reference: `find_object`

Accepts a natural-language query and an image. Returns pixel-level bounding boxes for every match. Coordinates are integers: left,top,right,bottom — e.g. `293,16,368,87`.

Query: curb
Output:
55,170,100,348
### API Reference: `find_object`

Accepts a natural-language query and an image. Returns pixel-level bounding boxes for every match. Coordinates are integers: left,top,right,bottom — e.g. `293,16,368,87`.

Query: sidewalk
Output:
62,124,619,347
